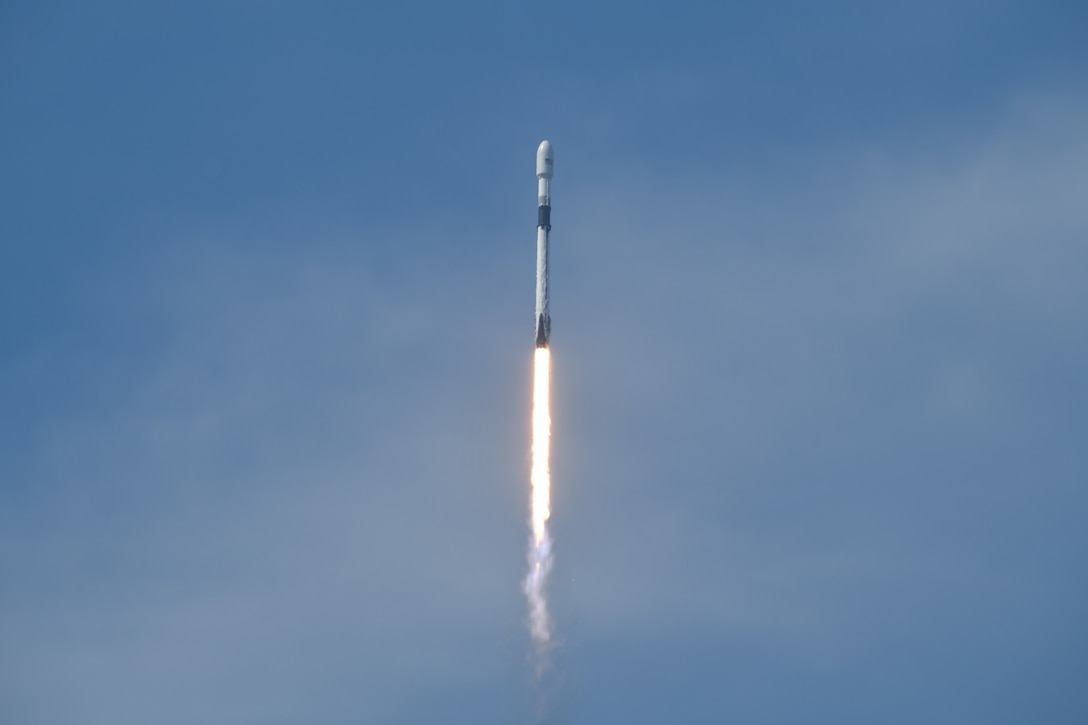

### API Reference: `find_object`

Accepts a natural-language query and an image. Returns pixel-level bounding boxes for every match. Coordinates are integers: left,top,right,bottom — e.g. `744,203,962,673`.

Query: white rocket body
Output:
535,140,553,348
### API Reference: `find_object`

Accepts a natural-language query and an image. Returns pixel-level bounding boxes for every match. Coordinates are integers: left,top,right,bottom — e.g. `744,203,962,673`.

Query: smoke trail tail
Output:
524,531,553,646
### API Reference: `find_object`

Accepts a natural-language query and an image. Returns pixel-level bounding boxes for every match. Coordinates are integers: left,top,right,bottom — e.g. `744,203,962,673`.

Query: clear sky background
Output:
2,1,1086,723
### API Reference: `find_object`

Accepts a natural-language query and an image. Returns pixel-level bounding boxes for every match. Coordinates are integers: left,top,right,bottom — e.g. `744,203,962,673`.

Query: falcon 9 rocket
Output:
534,140,553,348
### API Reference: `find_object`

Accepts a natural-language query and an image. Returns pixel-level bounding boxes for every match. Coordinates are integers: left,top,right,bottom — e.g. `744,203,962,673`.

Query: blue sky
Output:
2,1,1086,723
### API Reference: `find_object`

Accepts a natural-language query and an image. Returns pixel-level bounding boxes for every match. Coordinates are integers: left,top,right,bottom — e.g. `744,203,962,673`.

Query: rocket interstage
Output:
534,140,553,349
525,141,555,662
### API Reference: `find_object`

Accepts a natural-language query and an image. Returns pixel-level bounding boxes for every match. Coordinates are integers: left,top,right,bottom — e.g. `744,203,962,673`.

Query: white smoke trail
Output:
524,347,553,657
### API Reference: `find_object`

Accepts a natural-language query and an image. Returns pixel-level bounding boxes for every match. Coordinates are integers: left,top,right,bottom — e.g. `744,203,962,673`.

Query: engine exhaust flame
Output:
524,346,553,653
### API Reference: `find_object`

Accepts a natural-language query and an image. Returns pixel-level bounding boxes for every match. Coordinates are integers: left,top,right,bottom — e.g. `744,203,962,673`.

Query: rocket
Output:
535,140,554,348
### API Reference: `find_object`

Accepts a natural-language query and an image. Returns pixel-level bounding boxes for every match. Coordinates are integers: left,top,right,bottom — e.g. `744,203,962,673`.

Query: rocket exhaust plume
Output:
525,346,552,647
524,140,555,660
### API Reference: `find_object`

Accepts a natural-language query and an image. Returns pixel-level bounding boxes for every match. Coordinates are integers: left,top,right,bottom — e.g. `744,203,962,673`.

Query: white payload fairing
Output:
534,140,553,348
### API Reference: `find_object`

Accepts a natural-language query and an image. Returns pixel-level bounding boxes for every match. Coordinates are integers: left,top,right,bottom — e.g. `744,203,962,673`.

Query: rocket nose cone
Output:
536,140,554,179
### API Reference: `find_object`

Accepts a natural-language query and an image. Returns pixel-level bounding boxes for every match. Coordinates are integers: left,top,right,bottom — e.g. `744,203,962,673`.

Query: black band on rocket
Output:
537,205,551,230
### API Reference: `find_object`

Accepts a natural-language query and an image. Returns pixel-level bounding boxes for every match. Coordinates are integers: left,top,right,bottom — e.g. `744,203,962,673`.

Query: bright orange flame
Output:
526,346,554,650
531,347,551,546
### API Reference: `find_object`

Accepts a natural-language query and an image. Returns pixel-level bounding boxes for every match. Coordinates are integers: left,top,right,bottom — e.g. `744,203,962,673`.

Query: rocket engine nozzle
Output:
535,313,550,348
